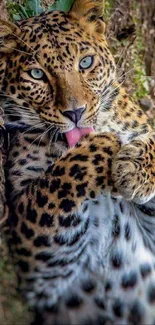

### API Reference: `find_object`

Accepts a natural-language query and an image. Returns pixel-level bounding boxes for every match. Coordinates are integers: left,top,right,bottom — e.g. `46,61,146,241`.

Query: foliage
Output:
7,0,75,21
104,0,149,101
132,32,149,100
0,242,32,325
48,0,75,12
104,0,114,22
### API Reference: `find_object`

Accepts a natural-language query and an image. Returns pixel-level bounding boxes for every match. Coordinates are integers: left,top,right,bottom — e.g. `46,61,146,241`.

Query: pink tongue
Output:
65,127,94,147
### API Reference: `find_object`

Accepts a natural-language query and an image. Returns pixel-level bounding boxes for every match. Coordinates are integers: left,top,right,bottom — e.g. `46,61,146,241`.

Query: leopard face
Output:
0,1,116,134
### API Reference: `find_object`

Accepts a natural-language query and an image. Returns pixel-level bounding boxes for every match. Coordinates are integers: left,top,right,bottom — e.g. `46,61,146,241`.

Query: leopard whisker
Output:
106,66,135,92
11,122,45,146
115,35,137,70
9,31,38,56
4,103,38,112
19,122,45,137
100,68,135,109
101,67,135,101
47,126,56,153
12,123,46,164
27,133,45,152
4,114,41,125
48,126,58,143
2,44,32,56
5,112,39,119
0,94,33,111
0,93,39,114
36,124,52,151
46,126,59,153
53,128,60,143
27,122,55,153
14,106,38,114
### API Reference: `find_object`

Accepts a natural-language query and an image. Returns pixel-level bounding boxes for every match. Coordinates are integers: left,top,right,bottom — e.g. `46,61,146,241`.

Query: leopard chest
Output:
5,129,155,319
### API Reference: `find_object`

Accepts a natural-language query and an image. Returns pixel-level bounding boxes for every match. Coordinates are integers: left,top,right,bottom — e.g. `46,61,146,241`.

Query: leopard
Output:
0,0,155,324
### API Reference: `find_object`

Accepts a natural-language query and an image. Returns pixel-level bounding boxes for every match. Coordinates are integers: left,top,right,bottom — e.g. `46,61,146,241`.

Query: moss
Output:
0,241,32,324
131,6,149,101
104,0,114,21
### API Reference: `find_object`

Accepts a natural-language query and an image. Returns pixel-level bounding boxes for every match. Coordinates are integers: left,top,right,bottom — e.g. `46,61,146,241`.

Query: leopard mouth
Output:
65,126,94,147
5,123,94,148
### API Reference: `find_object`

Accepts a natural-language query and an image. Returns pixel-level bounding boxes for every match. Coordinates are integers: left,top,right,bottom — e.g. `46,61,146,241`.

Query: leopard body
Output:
0,1,155,324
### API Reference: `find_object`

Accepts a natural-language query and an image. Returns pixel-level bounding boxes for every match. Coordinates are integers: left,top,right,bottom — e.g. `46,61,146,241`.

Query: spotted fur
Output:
0,0,155,324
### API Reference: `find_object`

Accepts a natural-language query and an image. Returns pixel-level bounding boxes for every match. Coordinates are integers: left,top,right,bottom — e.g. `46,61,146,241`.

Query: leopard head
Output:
0,0,116,138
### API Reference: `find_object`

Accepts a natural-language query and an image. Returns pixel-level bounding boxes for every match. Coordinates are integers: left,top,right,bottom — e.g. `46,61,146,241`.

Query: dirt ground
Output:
0,0,155,324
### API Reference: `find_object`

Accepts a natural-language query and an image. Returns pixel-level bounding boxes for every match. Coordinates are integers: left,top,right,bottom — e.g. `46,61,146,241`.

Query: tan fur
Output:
0,3,155,323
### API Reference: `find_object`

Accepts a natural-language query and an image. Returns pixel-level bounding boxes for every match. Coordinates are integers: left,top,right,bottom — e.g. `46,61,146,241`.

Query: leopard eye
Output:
29,68,44,80
79,56,94,70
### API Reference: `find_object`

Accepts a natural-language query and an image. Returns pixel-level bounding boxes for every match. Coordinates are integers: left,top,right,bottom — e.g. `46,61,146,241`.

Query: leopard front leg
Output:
9,132,120,283
27,132,120,216
112,132,155,204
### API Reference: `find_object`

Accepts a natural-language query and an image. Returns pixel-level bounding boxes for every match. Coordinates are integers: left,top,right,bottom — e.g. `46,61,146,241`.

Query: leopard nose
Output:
62,107,86,123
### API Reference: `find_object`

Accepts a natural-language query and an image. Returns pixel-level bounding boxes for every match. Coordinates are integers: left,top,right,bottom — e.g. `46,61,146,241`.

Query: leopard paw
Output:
112,140,155,204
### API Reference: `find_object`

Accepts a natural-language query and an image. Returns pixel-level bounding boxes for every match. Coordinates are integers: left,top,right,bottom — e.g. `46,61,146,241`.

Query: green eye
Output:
29,69,44,80
79,56,94,70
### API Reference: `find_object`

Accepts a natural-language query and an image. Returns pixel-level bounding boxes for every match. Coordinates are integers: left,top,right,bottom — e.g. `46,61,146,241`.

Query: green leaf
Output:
18,4,30,18
48,0,75,12
8,0,76,22
13,14,22,21
26,0,43,15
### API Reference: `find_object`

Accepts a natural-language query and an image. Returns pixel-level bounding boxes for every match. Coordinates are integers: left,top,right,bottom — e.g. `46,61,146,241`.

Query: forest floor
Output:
0,0,155,324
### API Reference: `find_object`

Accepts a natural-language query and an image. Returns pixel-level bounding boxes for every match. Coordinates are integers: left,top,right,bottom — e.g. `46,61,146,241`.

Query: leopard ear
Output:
69,0,105,33
0,19,21,53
